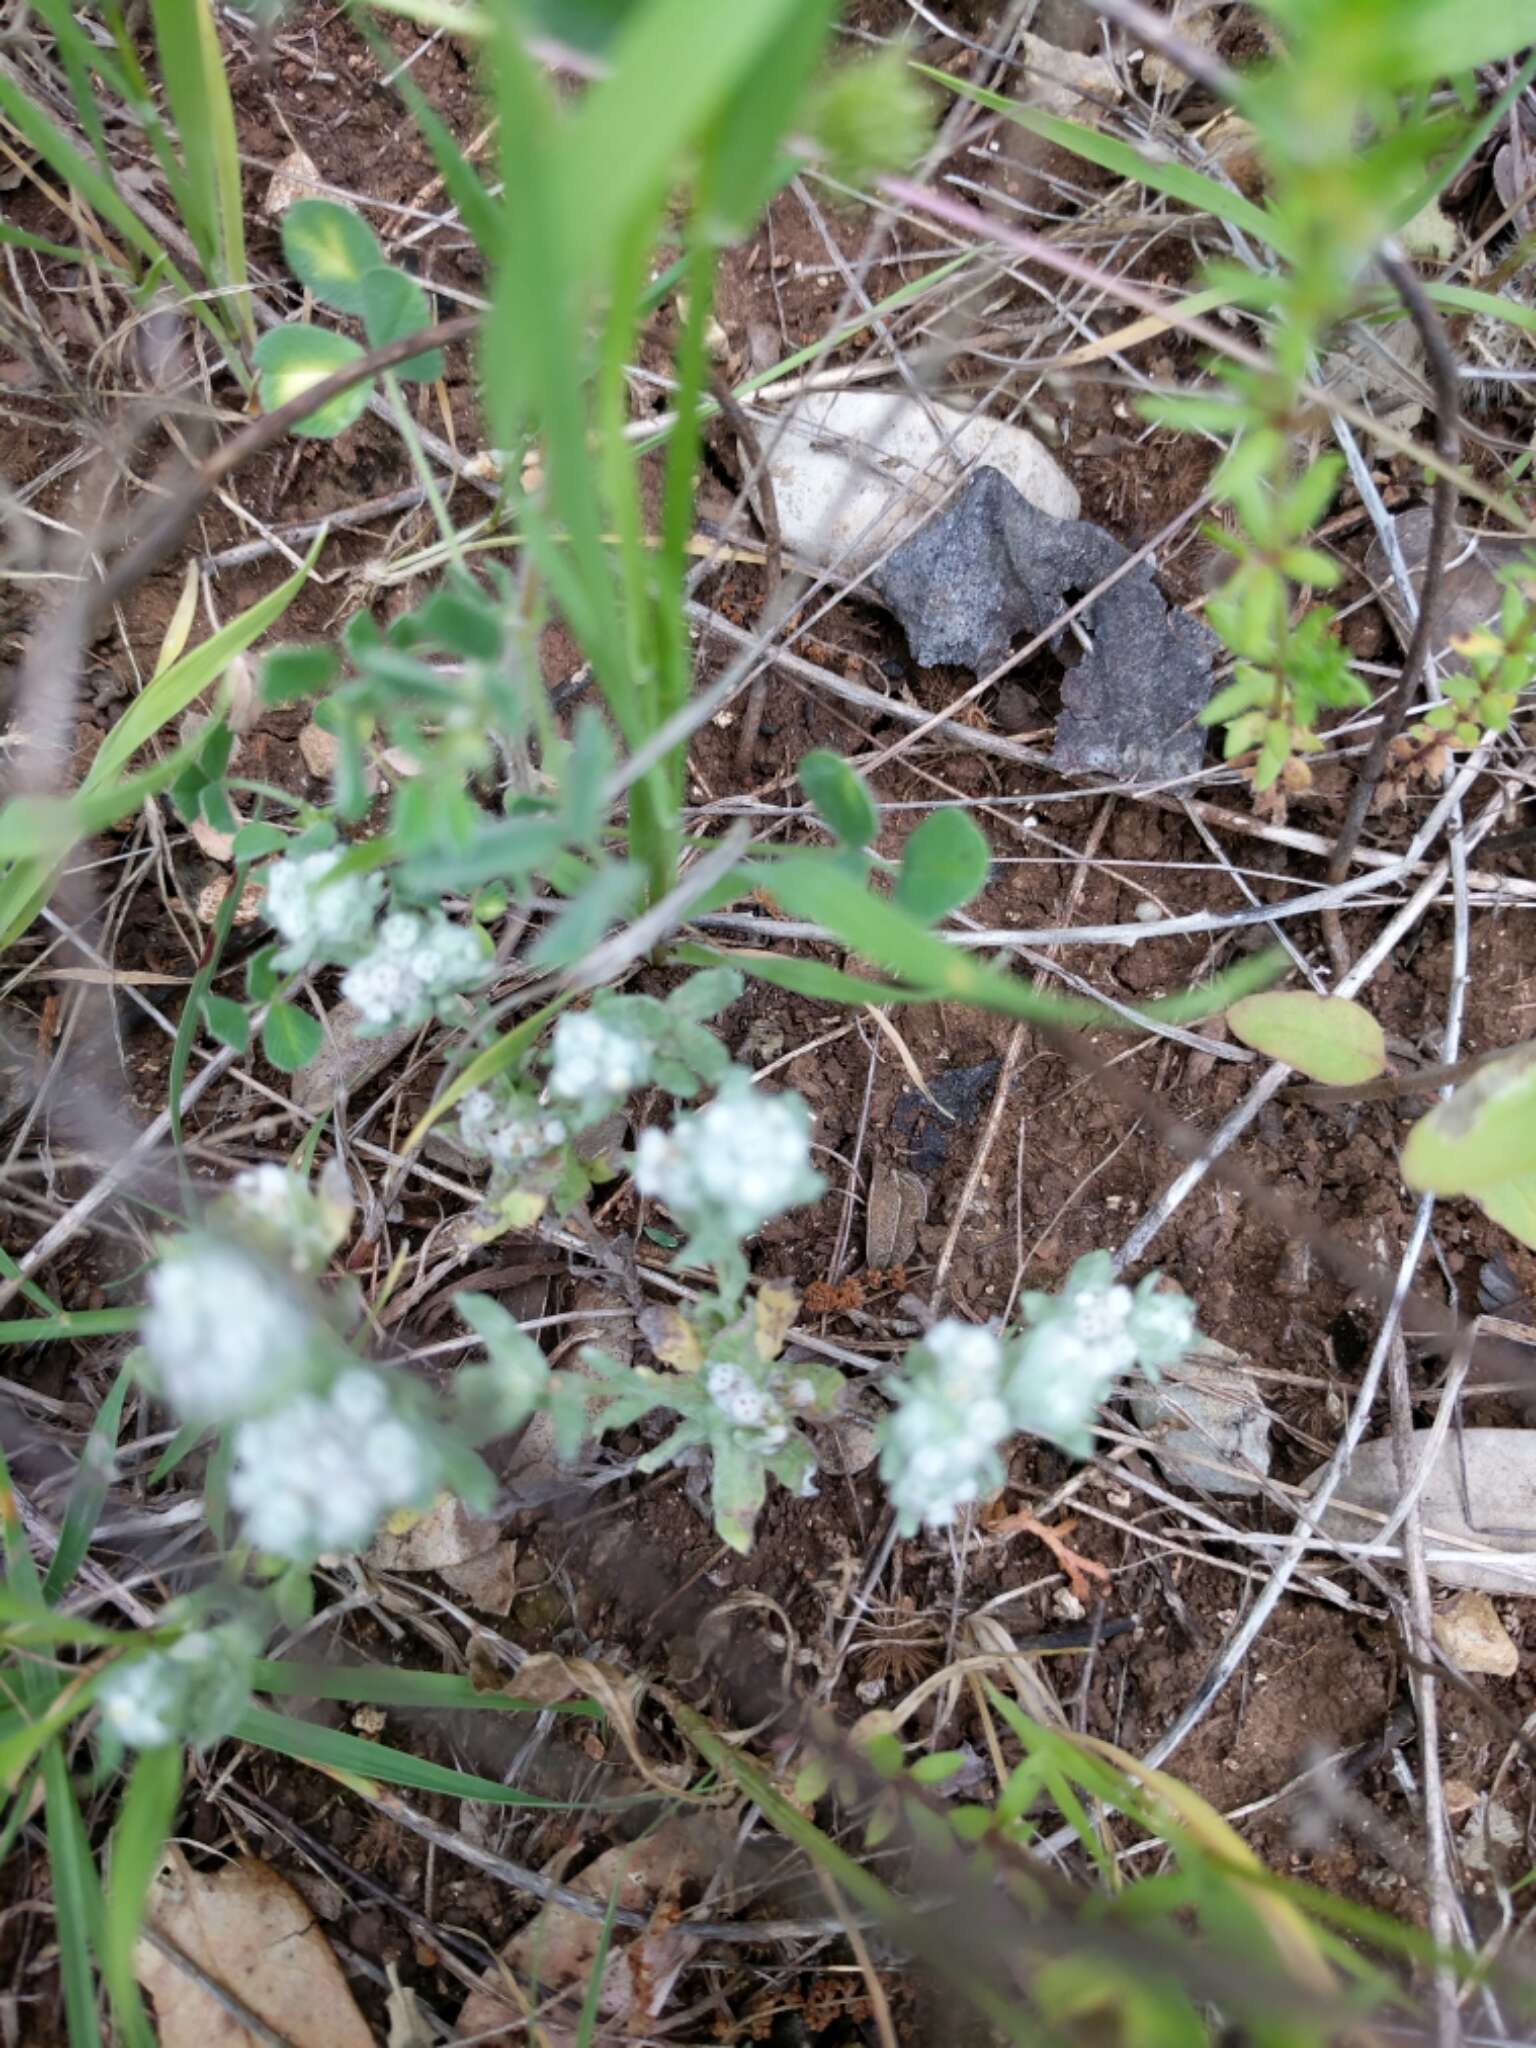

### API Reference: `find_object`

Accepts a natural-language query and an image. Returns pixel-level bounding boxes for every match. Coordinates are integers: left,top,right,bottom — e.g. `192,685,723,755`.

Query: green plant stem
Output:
1324,246,1461,939
381,370,465,572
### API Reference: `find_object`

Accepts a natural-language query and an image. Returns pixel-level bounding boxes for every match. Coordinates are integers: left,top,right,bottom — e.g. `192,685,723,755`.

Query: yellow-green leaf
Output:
252,326,372,439
1476,1173,1536,1250
1402,1042,1536,1197
1225,992,1386,1084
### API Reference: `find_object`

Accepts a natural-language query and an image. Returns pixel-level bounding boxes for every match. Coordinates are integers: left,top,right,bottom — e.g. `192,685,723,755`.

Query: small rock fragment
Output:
298,720,340,780
815,1384,883,1477
873,466,1217,781
195,876,262,926
1366,506,1533,666
264,145,326,217
1441,1776,1478,1819
1130,1340,1273,1496
1017,29,1123,118
189,815,235,863
1433,1590,1519,1677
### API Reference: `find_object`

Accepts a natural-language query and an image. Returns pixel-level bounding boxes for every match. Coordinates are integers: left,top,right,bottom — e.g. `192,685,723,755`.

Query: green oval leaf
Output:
1476,1173,1536,1250
359,265,443,383
892,810,989,924
799,749,877,850
1401,1042,1536,1196
261,1000,322,1072
230,822,288,861
200,992,249,1053
280,197,384,314
1225,992,1386,1084
251,326,372,439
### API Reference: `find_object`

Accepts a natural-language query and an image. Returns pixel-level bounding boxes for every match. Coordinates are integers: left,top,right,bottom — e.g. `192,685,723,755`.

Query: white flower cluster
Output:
141,1168,435,1563
879,1258,1199,1532
260,842,489,1036
227,1160,352,1277
98,1622,256,1751
879,1320,1011,1534
264,848,384,971
341,910,487,1033
546,1009,651,1113
229,1368,438,1559
458,1089,566,1172
1009,1259,1197,1448
704,1357,823,1460
634,1076,823,1244
141,1236,319,1424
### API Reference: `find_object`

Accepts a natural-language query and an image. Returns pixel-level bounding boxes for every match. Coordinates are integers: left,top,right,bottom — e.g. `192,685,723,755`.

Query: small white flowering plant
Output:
135,1162,495,1599
254,825,492,1044
631,1068,825,1304
878,1253,1199,1535
454,969,745,1234
580,1282,844,1554
97,1612,260,1757
451,1063,834,1551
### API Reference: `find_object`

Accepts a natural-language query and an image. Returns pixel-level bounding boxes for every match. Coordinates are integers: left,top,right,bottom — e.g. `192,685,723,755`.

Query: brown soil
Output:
7,1,1536,2039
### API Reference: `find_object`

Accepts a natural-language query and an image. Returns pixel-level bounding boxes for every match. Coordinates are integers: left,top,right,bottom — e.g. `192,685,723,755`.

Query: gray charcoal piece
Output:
872,465,1217,781
1130,1343,1272,1497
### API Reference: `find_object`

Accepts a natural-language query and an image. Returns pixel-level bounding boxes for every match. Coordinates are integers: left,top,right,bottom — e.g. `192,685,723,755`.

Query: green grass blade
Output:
679,1705,1032,2045
0,1243,66,1319
168,859,246,1153
19,0,113,175
561,0,816,279
404,993,568,1151
0,1307,140,1344
0,1592,138,1648
483,30,625,693
757,855,1286,1027
0,538,318,951
42,1742,105,2048
915,63,1286,257
86,539,319,793
671,940,924,1008
145,0,215,272
572,1879,622,2048
0,732,202,955
0,66,186,280
0,223,124,266
1395,51,1536,226
0,1675,99,1792
235,1702,576,1806
43,1365,132,1603
0,1439,44,1604
1429,282,1536,337
252,1658,601,1716
346,0,501,252
102,1745,181,2048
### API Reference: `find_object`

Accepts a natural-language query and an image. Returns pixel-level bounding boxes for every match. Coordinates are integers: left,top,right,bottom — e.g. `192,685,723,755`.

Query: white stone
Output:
759,390,1079,582
1130,1341,1272,1497
1306,1429,1536,1594
1433,1590,1519,1677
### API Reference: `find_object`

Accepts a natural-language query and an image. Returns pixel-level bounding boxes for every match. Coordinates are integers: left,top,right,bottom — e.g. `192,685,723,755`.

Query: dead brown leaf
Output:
456,1814,728,2047
136,1847,373,2048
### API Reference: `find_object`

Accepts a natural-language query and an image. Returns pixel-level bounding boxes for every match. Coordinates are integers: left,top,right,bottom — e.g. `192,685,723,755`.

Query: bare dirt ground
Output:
5,0,1536,2038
